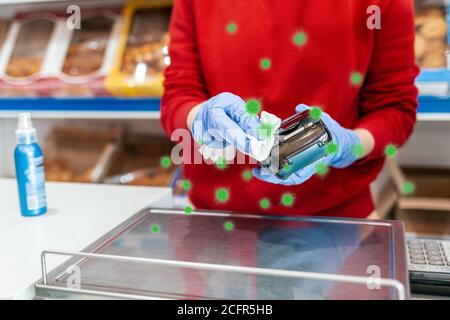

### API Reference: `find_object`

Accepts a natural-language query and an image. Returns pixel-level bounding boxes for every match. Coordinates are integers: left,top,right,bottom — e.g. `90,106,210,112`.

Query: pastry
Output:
415,34,427,60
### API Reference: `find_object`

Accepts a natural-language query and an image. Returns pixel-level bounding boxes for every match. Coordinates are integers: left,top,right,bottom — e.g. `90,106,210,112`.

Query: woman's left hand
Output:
253,104,363,186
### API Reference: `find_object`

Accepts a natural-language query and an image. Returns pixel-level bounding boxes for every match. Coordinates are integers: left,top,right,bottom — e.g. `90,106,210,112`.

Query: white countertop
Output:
0,178,172,299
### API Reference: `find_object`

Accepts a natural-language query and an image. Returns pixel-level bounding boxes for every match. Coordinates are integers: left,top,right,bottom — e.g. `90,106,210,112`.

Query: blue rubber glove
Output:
253,104,362,186
191,92,261,157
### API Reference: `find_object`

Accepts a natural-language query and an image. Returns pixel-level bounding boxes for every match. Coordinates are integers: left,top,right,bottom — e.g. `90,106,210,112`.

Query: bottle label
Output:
25,156,46,210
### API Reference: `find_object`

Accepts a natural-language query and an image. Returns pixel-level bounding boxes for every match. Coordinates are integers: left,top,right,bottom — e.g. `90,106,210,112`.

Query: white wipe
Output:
199,143,236,162
248,111,282,161
198,111,281,162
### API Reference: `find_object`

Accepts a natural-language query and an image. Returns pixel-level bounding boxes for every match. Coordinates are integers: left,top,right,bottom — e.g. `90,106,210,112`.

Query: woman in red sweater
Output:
161,0,419,219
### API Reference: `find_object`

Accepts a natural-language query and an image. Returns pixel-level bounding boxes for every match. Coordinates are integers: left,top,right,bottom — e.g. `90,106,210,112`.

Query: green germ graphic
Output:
325,141,338,155
350,72,364,86
216,188,230,203
309,107,322,121
197,138,204,145
402,181,415,195
226,22,237,34
385,144,397,158
184,206,193,214
260,198,271,209
150,224,160,234
260,58,271,70
245,99,261,116
180,179,192,191
283,163,292,173
242,169,252,182
352,143,365,159
223,221,234,232
215,157,227,170
281,192,295,207
258,122,275,139
160,156,171,169
315,162,329,177
292,31,308,46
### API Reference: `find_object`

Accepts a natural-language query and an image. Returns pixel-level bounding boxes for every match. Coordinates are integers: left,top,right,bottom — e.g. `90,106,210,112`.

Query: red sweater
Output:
161,0,419,218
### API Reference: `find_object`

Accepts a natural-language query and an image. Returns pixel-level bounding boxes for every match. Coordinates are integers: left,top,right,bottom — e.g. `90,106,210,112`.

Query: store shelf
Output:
417,69,450,82
0,97,161,119
0,0,122,5
417,96,450,121
0,95,448,120
416,69,450,97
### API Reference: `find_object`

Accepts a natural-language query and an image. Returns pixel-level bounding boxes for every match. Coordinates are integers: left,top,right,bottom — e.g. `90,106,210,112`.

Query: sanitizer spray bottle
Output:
14,113,47,216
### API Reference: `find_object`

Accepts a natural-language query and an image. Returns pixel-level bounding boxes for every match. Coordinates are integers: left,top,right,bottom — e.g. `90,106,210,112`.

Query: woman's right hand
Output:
188,92,261,158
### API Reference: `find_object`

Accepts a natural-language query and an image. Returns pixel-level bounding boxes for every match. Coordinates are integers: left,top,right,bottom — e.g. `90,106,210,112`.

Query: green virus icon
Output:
309,107,322,121
150,224,160,234
283,163,292,173
258,122,275,139
226,22,237,34
216,187,230,203
242,169,252,182
352,143,365,159
402,181,415,195
281,192,295,207
260,58,271,70
385,144,397,158
215,157,227,170
160,156,171,169
223,221,234,232
245,99,261,116
325,142,338,155
292,31,308,47
315,162,329,177
184,206,193,214
350,72,364,86
260,198,271,209
180,179,192,191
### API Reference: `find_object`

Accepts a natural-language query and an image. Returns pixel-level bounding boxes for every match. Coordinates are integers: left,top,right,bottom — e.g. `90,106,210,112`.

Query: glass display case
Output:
120,8,170,79
415,0,449,69
61,15,114,79
105,1,171,97
4,17,55,81
0,20,10,53
36,208,409,300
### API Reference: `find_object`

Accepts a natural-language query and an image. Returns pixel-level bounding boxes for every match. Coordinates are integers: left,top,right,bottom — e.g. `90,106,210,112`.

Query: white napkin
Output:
198,111,282,162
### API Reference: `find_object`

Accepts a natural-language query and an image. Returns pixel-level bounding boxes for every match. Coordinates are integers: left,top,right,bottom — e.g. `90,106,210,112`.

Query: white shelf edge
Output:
0,111,448,121
0,111,160,120
0,0,120,5
417,113,450,121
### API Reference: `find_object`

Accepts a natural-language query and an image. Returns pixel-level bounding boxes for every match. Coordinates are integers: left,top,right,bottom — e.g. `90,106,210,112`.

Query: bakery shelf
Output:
0,0,123,5
417,69,450,82
417,95,450,121
0,97,160,119
416,69,450,97
0,95,448,120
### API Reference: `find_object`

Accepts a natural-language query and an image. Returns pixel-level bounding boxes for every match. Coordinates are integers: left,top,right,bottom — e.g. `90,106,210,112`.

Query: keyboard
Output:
407,239,450,273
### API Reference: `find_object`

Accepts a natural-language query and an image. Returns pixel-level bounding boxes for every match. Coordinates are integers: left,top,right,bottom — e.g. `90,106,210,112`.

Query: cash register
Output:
408,237,450,296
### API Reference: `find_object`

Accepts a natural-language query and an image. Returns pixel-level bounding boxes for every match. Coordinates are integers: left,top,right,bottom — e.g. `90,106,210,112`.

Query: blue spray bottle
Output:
14,113,47,216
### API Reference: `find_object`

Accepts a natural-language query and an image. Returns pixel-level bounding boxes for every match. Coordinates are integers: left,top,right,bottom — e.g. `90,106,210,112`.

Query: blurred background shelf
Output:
416,69,450,97
417,95,450,121
0,95,448,120
0,97,161,119
0,0,124,5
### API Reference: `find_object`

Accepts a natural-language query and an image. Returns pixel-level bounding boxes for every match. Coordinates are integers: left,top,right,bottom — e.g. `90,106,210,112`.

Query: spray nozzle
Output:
16,113,37,144
17,113,34,131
